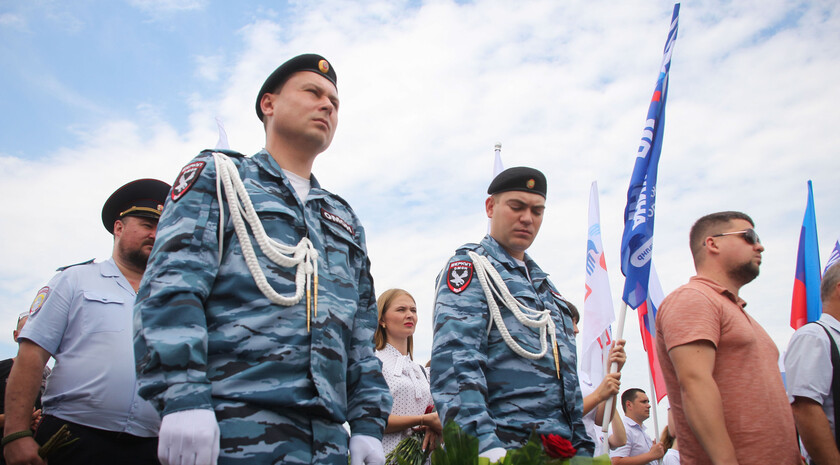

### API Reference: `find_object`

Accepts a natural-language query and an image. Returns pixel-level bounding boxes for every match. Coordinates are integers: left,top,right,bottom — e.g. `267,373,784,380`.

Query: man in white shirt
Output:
610,388,664,465
785,262,840,464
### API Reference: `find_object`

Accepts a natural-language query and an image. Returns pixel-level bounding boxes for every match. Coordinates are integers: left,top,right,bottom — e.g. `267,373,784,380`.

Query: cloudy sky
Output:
1,0,839,426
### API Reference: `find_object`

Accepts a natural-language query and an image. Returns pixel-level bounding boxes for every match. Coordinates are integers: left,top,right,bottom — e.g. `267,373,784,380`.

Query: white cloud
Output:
2,0,840,424
128,0,207,14
0,13,26,30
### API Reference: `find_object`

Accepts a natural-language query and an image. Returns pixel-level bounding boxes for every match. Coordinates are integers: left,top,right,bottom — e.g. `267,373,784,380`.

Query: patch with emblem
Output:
447,260,474,294
29,286,50,317
321,208,354,235
171,161,206,202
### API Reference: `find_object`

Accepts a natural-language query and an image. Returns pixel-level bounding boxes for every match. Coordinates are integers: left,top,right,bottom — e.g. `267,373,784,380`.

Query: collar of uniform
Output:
253,149,326,196
479,235,548,286
99,258,121,278
688,275,747,309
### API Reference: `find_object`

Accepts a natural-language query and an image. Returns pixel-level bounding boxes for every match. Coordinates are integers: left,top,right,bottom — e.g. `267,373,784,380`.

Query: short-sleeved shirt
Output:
785,313,840,442
655,276,800,465
19,258,160,436
609,416,654,464
376,344,434,455
578,371,606,449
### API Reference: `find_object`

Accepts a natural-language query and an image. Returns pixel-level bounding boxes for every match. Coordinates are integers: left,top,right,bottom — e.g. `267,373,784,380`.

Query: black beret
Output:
487,167,547,198
255,53,338,121
101,178,171,234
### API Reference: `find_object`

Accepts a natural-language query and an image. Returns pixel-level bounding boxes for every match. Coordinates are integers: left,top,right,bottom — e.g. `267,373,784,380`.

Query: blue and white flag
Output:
620,4,680,309
826,235,840,274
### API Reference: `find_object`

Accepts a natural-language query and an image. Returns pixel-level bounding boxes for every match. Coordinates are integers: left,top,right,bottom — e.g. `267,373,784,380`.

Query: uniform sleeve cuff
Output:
160,382,214,416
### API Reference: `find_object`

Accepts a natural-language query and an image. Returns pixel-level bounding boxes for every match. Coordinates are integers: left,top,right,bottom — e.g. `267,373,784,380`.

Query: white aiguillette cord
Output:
212,152,319,331
467,250,562,379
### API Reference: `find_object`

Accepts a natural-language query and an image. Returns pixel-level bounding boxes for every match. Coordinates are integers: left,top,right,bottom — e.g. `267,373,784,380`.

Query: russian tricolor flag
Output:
637,263,667,402
790,180,821,330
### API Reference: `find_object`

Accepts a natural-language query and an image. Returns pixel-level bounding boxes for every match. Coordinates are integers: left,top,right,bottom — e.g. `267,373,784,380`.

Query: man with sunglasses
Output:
655,211,800,465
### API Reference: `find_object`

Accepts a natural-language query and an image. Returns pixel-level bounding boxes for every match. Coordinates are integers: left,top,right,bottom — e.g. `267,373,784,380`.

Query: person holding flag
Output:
580,181,627,451
655,211,800,464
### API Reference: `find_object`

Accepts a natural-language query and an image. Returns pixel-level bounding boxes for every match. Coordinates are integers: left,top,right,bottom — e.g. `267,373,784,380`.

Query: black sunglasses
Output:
711,228,761,245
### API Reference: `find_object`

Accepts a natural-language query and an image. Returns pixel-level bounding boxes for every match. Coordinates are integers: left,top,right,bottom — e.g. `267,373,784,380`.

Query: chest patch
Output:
321,208,354,235
171,161,206,202
29,286,50,317
447,260,474,294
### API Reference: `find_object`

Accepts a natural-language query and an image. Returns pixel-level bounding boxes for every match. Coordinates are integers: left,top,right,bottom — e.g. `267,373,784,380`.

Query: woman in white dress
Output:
374,289,442,458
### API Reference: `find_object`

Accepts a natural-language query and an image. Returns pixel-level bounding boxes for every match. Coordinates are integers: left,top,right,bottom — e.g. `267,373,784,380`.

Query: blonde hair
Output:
374,288,415,359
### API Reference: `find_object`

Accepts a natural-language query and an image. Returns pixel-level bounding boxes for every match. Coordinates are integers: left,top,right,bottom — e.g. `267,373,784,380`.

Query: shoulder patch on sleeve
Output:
29,286,50,317
447,260,474,294
171,161,206,202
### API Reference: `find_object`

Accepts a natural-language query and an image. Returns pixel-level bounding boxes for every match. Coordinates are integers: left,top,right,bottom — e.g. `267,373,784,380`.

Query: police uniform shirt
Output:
133,149,391,438
430,234,593,455
20,258,160,436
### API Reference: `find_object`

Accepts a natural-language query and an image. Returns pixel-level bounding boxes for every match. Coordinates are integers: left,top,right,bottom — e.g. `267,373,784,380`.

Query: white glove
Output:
349,435,386,465
479,447,507,462
158,409,221,465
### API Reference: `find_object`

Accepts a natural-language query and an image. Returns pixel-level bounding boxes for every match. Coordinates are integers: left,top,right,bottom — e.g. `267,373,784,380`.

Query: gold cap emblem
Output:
526,179,535,189
318,59,330,74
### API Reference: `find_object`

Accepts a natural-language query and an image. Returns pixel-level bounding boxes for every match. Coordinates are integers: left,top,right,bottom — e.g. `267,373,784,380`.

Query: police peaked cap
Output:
101,178,171,234
255,53,338,121
487,167,547,198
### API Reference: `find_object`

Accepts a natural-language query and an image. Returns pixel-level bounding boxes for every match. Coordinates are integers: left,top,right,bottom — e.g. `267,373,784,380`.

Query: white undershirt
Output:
282,169,311,202
512,257,531,282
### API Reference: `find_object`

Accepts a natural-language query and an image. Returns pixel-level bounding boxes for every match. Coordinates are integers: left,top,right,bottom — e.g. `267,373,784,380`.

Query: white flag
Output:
215,117,230,150
488,143,504,234
581,181,616,383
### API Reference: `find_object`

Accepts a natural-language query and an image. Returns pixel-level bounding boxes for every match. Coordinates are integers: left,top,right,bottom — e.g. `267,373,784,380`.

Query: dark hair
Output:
374,289,416,359
566,300,580,324
823,263,840,303
689,211,754,264
621,388,646,413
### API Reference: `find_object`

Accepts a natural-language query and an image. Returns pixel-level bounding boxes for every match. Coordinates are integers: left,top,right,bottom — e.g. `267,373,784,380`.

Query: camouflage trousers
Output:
215,400,349,464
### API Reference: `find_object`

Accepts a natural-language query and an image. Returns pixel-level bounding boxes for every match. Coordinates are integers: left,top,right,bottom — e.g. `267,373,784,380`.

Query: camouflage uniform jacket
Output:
133,149,391,439
430,235,593,455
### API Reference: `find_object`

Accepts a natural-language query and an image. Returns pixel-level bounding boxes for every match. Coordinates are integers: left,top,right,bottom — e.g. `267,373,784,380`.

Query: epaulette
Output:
455,242,481,254
200,148,246,158
56,258,95,272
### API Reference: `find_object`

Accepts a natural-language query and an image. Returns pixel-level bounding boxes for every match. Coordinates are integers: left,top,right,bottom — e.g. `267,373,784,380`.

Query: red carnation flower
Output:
540,433,577,459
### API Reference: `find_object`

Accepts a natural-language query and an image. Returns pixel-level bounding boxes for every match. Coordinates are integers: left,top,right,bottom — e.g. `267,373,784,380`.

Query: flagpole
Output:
648,366,662,465
601,301,627,434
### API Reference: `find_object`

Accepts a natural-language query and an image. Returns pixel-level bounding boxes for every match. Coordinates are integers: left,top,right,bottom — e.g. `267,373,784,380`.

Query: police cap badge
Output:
101,178,171,234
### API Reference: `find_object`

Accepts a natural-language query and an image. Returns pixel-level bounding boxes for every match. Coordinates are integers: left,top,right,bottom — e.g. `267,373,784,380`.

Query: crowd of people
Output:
1,52,836,465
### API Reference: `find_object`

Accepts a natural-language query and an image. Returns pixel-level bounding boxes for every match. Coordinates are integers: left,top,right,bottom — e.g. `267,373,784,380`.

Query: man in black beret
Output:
135,54,391,465
431,167,593,462
4,178,169,465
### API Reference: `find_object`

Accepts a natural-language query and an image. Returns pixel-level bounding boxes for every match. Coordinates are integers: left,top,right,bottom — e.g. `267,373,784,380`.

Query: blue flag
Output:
790,180,822,329
620,4,680,309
